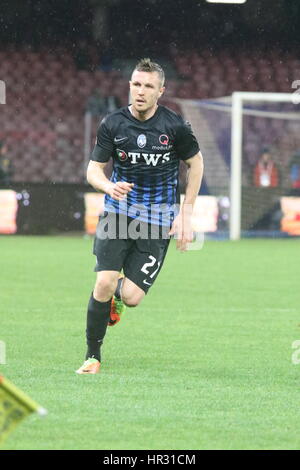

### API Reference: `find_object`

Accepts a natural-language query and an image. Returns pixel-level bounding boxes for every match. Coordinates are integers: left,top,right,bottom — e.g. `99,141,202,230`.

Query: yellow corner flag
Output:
0,375,47,444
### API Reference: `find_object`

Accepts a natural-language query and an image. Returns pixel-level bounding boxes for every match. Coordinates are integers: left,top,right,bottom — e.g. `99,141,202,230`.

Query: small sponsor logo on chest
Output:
159,134,169,145
116,149,128,161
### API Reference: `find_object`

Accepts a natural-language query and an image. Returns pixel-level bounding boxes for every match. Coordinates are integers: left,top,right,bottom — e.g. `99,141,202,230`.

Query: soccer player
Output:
76,58,204,374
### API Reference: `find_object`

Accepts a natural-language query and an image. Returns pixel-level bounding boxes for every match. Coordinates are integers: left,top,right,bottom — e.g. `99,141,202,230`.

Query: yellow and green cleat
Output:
108,296,126,326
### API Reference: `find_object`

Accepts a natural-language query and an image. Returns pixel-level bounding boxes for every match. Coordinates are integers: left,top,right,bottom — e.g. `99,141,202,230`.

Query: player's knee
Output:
122,293,142,308
94,277,117,302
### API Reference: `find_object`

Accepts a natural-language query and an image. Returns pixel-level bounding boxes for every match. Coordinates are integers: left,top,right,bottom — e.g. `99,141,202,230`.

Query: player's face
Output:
129,70,165,115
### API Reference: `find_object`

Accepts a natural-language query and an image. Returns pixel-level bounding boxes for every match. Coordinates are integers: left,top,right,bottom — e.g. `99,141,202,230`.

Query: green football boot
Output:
108,295,126,326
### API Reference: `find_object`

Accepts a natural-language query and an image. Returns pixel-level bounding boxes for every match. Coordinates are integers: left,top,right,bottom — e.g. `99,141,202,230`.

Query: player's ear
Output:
159,86,165,98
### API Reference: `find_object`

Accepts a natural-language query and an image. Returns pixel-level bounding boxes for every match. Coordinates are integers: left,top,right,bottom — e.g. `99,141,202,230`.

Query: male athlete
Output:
76,58,204,374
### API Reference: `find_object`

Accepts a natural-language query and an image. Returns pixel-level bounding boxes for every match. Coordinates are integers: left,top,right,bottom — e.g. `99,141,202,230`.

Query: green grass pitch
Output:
1,235,300,450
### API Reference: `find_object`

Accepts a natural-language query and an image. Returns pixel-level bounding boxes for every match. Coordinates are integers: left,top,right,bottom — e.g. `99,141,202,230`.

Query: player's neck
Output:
129,104,158,121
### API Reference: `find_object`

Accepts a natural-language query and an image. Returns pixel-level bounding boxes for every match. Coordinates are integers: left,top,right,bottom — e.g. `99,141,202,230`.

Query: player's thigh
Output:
93,224,130,273
123,238,170,294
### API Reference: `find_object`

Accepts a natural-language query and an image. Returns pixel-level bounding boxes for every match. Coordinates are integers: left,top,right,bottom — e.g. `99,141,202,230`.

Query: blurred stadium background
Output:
1,0,300,237
1,0,300,451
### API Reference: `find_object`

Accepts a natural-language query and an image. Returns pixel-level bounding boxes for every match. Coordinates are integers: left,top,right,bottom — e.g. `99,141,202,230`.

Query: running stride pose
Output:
76,58,203,374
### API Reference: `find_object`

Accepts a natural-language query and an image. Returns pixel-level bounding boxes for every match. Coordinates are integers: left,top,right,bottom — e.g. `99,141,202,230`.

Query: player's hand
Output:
105,181,134,201
169,214,193,252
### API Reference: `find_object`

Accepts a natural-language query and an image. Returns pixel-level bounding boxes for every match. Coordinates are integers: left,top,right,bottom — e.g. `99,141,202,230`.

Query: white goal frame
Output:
230,92,298,240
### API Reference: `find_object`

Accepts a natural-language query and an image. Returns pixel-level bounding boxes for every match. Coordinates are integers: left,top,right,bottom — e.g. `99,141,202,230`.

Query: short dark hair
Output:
133,58,165,86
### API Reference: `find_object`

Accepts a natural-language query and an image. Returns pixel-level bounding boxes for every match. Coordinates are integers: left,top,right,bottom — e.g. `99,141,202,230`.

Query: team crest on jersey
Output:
137,134,147,148
116,149,128,162
159,134,169,145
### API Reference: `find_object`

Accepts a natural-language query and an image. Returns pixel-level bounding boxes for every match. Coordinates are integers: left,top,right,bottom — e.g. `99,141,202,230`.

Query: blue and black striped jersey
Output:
90,105,200,225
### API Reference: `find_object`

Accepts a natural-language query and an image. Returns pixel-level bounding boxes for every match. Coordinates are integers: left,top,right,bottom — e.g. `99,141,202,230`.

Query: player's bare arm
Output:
183,151,204,206
169,152,204,251
87,160,134,201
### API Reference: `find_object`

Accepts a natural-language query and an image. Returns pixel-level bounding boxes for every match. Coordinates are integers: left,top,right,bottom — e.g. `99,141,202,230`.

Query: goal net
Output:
174,93,300,239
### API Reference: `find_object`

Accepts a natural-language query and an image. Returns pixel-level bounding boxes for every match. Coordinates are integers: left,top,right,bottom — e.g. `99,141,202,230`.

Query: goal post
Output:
230,92,243,241
230,92,298,240
174,92,300,240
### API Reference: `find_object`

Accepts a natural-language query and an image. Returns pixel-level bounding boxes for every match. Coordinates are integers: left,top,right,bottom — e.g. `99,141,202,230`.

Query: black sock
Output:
114,277,123,300
85,293,111,362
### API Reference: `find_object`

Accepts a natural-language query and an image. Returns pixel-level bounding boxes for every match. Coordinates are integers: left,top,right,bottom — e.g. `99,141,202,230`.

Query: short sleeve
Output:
90,118,114,162
174,118,200,161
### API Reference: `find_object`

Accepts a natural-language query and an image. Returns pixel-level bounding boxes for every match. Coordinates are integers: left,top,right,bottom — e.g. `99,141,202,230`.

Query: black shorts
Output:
93,212,170,293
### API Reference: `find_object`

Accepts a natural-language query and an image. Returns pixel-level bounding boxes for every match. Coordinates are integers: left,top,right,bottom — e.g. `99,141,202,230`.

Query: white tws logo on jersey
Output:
128,152,170,166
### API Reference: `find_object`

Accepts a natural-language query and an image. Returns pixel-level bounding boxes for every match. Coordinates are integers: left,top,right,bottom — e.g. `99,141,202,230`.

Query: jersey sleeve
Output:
90,117,114,162
174,118,200,161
